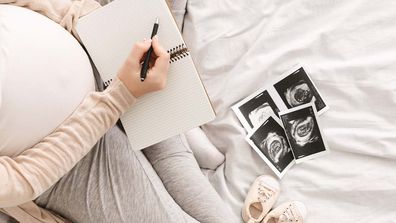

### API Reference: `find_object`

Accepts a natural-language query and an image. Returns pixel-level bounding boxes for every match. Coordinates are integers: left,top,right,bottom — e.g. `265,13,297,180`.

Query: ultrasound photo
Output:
246,115,294,178
233,89,280,131
274,67,328,115
279,103,329,163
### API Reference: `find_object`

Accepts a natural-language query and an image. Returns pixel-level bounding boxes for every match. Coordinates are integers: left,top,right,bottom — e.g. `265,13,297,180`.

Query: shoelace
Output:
278,204,299,223
257,182,274,203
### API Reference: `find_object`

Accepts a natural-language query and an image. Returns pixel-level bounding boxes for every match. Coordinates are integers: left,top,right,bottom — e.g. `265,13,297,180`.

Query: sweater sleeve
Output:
0,77,136,208
0,0,101,40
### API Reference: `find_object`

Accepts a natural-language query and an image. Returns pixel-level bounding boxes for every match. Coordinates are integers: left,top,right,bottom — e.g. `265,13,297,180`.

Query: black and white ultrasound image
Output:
274,68,326,112
249,116,294,172
238,90,280,129
280,105,326,160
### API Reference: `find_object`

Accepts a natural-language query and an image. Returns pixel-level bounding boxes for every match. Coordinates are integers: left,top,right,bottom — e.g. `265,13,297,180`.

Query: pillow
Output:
0,5,95,157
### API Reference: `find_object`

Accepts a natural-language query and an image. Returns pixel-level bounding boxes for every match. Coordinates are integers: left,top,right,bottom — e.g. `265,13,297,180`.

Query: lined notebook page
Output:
120,56,214,149
76,0,215,150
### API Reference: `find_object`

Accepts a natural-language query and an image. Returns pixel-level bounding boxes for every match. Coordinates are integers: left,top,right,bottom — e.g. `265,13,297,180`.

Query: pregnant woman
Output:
0,1,237,222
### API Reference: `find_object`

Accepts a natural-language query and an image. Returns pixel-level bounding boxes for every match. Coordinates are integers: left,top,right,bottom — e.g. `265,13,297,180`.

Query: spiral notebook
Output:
75,0,215,151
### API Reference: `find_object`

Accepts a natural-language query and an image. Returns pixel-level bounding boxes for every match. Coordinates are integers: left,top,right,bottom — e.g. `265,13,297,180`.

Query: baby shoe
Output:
242,175,280,223
262,201,307,223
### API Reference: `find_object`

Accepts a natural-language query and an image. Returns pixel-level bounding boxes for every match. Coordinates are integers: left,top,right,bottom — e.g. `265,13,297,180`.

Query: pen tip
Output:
155,18,159,24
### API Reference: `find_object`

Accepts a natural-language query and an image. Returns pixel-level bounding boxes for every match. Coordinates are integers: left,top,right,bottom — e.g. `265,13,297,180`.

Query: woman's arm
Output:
0,77,136,207
0,36,169,208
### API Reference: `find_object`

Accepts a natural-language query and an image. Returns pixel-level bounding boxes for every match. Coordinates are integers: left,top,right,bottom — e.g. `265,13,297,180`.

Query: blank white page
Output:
76,0,215,150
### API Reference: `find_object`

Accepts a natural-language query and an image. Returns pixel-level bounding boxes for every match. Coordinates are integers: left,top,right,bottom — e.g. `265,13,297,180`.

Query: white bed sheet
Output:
182,0,396,222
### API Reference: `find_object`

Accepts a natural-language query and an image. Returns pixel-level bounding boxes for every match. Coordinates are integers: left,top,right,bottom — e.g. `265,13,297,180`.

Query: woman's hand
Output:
117,36,170,98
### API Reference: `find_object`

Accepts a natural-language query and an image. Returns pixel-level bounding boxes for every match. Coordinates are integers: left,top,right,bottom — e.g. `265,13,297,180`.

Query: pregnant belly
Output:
0,5,95,157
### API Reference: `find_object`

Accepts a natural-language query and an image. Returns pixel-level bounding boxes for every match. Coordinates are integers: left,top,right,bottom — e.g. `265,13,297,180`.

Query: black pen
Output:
140,18,159,82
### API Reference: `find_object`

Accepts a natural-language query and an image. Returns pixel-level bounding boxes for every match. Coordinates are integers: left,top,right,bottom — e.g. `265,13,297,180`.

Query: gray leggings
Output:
32,2,237,220
34,125,237,223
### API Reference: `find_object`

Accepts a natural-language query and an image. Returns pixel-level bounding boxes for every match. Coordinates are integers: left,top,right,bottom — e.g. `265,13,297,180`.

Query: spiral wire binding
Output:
167,43,189,63
103,44,189,87
104,79,113,87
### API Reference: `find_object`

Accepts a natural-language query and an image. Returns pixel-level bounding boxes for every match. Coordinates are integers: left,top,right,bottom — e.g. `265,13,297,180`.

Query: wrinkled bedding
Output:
182,0,396,222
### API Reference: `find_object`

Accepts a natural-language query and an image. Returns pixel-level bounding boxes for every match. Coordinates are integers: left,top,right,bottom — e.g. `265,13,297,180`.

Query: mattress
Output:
182,0,396,222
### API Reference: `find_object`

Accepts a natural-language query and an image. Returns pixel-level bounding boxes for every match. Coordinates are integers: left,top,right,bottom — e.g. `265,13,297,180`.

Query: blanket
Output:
182,0,396,222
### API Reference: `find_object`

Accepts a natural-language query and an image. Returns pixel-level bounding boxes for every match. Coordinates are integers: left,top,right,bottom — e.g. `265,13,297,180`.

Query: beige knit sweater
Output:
0,1,139,222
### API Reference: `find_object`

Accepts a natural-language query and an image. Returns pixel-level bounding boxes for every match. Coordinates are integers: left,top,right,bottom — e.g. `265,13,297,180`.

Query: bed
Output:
181,0,396,222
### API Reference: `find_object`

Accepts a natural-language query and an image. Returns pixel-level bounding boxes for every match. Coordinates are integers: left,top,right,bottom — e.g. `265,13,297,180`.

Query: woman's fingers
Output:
118,39,170,98
152,36,170,70
129,39,152,64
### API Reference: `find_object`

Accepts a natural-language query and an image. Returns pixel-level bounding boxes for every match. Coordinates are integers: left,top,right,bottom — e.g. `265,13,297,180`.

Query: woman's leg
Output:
35,125,198,223
143,135,239,223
